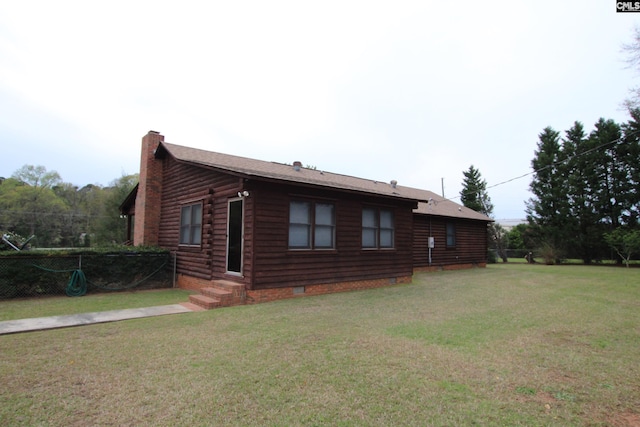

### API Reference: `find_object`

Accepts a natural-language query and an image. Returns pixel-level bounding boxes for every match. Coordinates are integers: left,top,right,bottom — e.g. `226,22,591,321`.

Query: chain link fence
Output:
0,252,174,299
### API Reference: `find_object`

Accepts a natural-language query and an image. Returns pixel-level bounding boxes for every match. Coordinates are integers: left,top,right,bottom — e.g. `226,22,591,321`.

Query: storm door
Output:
226,198,244,274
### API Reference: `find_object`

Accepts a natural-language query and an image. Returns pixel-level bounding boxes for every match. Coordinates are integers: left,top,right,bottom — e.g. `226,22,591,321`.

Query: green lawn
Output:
1,264,639,426
0,289,194,321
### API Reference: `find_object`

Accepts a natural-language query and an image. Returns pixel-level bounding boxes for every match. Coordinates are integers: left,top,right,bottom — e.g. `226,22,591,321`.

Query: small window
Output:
289,201,335,249
289,201,311,248
314,203,335,248
446,223,456,247
379,209,394,248
362,208,378,248
362,207,394,249
179,203,202,245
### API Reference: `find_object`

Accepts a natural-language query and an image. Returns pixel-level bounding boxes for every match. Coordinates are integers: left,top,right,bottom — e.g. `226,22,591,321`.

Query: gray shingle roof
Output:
160,142,491,222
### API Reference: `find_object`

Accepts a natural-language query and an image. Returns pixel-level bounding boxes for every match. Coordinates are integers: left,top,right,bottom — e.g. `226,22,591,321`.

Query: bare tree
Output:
622,26,640,109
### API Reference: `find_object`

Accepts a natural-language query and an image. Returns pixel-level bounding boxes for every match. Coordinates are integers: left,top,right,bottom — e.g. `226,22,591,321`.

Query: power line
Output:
449,127,640,203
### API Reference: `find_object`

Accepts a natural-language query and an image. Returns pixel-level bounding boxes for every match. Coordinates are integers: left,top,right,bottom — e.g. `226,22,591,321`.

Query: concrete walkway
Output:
0,304,194,335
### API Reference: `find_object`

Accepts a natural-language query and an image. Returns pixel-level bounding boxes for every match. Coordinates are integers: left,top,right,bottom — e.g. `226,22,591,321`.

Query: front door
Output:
226,198,244,274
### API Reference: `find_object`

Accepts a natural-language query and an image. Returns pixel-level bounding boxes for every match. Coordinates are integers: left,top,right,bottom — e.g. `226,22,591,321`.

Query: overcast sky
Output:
1,1,638,221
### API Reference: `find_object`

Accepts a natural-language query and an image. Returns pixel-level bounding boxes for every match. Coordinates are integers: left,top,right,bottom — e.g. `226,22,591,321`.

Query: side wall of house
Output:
248,180,415,291
154,158,415,291
148,154,487,294
156,156,251,286
412,215,488,270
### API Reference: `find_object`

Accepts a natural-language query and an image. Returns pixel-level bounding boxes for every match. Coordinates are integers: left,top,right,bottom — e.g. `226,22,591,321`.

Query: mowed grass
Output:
0,289,194,321
1,264,639,426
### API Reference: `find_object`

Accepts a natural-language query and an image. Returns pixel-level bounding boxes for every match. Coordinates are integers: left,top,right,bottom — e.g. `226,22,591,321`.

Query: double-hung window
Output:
362,207,394,249
289,201,335,249
314,203,335,248
179,203,202,245
446,223,456,248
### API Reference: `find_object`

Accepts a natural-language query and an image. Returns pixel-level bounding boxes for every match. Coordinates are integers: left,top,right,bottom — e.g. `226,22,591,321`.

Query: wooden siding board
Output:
152,156,485,292
157,156,246,282
412,215,488,267
249,181,414,290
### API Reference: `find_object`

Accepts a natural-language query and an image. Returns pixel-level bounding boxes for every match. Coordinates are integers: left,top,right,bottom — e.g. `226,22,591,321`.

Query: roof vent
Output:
293,161,302,171
390,180,398,188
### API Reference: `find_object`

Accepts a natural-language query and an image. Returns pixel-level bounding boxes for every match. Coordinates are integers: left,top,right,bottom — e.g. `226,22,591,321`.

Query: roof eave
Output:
119,183,139,214
169,155,422,204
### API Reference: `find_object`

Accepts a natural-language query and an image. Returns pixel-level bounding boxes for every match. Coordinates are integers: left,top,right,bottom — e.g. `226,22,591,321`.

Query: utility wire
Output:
449,127,640,203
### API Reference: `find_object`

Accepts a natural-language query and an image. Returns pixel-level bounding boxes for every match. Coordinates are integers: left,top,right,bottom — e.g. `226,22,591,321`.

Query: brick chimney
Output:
133,131,164,246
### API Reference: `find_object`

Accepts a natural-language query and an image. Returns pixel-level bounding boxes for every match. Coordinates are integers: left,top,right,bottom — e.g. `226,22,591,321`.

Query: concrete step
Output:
188,294,220,309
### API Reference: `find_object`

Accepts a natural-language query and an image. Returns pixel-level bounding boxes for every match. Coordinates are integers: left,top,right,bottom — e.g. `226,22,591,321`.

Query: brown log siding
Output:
157,156,247,283
412,214,488,268
155,156,415,290
249,181,415,290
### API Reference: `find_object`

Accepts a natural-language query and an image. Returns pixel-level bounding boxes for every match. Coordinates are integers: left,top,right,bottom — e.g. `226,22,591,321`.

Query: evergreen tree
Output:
460,165,493,216
526,127,569,262
620,109,640,226
527,116,640,264
460,165,506,261
589,119,624,228
563,121,601,263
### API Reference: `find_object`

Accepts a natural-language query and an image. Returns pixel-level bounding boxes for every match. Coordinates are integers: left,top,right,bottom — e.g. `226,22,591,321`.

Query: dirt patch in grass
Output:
608,412,640,427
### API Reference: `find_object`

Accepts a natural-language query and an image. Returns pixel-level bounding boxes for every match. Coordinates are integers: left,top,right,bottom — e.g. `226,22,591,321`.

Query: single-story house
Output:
402,187,492,272
121,131,491,307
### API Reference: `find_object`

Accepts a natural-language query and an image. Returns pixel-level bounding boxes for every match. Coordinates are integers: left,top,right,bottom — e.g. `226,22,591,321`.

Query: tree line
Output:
459,111,640,265
458,28,640,265
525,111,640,264
0,165,137,249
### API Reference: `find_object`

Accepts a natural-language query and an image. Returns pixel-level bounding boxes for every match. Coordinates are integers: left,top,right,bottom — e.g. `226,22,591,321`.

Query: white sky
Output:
1,1,638,220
